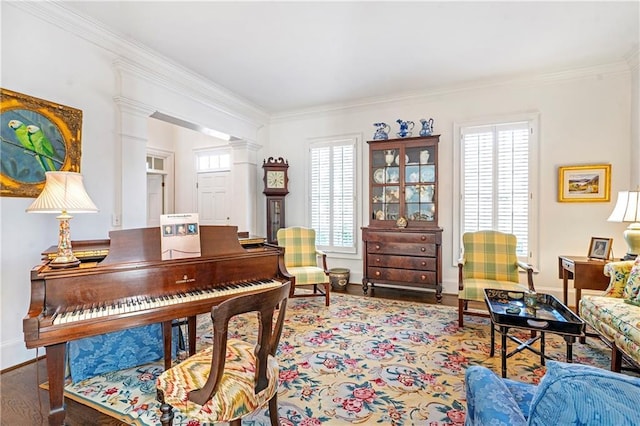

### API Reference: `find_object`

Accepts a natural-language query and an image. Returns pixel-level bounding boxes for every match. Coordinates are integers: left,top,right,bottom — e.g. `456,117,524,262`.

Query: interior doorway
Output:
197,171,231,225
146,150,174,227
147,173,165,227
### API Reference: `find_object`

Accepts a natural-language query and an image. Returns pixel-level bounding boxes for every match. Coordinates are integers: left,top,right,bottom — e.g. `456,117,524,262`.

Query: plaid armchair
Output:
458,230,535,326
277,227,330,306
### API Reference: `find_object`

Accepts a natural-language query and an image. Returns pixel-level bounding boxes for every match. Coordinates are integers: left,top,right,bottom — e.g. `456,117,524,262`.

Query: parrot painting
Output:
26,124,59,171
7,119,49,171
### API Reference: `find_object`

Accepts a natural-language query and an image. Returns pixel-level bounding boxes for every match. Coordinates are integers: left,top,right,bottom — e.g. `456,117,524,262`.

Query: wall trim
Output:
626,47,640,71
12,1,269,129
271,61,631,122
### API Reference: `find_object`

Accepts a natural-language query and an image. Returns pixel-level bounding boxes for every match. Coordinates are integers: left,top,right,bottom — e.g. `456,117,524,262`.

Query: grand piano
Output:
23,225,291,426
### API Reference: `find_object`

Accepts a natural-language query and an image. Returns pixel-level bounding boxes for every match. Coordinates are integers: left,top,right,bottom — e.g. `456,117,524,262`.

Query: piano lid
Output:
100,225,246,265
41,226,266,264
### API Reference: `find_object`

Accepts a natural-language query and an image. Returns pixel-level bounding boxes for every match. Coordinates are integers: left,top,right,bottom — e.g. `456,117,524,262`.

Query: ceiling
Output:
62,1,639,115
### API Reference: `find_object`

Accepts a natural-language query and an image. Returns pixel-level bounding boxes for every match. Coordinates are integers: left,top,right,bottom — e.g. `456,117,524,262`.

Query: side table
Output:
484,288,585,378
558,256,610,310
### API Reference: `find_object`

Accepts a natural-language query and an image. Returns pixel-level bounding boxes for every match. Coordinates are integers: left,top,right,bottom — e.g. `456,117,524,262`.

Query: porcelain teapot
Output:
396,119,414,138
372,122,390,140
419,118,434,137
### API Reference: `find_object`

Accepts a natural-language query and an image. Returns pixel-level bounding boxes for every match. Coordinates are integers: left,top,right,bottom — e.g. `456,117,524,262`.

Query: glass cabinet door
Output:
404,145,436,223
371,147,400,222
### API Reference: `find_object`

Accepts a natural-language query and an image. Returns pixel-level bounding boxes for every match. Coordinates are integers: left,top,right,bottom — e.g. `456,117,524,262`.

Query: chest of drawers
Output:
362,227,442,300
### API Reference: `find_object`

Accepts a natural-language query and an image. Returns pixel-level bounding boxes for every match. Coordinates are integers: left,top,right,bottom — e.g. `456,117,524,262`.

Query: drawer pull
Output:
375,258,381,263
421,235,427,241
421,261,426,267
420,247,426,252
420,275,427,280
375,244,381,250
375,271,381,277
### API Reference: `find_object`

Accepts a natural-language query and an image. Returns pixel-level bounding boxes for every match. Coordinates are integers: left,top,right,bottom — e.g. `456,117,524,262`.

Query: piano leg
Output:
188,316,196,356
162,321,173,370
46,342,67,426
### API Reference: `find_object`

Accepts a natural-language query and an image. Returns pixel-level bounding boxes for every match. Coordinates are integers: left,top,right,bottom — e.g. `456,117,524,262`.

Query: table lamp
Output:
26,171,98,268
607,190,640,260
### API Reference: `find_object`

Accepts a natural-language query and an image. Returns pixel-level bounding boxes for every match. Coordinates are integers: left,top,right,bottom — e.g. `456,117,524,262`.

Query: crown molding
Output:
271,61,632,122
229,140,262,152
625,46,640,71
113,96,156,118
11,1,269,128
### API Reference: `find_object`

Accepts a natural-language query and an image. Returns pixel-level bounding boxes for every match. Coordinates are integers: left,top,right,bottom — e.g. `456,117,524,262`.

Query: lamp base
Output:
49,212,80,268
49,257,81,269
623,224,640,262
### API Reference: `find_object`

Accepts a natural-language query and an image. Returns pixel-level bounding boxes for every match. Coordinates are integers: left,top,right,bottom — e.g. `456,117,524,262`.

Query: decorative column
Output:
114,96,154,229
229,139,261,235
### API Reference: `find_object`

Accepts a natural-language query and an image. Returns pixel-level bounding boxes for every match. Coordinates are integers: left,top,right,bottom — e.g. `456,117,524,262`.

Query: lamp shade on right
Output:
608,191,640,260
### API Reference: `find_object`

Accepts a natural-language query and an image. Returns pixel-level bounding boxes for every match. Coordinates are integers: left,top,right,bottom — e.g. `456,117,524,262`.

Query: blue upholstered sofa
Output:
464,361,640,425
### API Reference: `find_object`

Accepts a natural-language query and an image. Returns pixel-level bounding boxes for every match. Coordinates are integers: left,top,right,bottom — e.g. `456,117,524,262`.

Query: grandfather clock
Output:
262,157,289,244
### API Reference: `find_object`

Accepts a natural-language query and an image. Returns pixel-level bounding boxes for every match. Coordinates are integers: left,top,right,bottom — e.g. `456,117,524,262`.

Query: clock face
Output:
267,170,285,189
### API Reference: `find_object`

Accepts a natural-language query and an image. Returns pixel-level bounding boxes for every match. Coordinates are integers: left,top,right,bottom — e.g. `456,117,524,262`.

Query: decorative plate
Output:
421,166,435,182
386,169,399,183
373,168,385,184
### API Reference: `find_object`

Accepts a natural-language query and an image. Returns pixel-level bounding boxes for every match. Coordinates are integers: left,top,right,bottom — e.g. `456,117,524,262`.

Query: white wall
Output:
266,68,634,298
1,3,118,369
630,54,640,187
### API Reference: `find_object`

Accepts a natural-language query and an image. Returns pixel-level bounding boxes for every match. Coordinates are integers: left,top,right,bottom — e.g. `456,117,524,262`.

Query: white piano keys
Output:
52,279,281,325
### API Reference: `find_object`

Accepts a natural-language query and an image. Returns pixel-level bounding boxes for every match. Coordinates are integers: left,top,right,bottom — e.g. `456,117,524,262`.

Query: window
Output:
309,136,357,254
454,116,538,265
196,149,230,172
146,155,165,172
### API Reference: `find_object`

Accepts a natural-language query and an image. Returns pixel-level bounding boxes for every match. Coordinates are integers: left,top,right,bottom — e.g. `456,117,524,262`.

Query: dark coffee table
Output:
484,288,585,378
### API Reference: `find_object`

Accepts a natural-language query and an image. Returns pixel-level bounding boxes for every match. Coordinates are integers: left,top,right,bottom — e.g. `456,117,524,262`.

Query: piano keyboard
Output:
52,279,282,325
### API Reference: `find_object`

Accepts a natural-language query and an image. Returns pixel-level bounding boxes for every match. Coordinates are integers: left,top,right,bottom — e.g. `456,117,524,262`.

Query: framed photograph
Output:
558,164,611,202
0,88,83,198
588,237,612,260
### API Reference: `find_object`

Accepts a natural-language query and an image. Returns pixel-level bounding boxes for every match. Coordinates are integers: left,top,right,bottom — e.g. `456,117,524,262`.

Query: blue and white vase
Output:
396,119,414,138
373,122,390,140
419,118,434,137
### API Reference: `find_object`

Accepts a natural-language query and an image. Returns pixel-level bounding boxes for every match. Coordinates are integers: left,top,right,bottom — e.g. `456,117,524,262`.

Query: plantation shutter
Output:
310,139,356,252
461,122,530,257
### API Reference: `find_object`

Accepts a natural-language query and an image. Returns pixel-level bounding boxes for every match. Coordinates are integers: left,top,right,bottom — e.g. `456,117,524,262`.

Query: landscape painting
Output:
558,164,611,202
0,88,82,197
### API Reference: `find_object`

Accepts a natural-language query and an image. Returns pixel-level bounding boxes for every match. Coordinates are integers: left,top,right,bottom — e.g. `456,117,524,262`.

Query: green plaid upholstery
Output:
277,227,330,304
285,266,329,285
462,231,519,282
459,231,521,302
277,227,320,268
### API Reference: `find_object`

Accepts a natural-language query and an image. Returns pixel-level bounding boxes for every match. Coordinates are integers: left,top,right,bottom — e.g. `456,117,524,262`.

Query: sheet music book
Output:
160,213,201,260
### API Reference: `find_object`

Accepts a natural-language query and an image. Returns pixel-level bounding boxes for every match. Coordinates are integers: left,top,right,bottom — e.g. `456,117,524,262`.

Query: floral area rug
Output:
54,292,610,425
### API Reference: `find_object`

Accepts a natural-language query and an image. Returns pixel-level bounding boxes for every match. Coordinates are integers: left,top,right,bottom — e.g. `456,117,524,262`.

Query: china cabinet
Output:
362,135,443,300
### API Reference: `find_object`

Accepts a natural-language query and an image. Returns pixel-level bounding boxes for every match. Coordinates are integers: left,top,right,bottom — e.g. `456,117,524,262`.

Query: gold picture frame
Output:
558,164,611,202
0,88,82,198
588,237,613,260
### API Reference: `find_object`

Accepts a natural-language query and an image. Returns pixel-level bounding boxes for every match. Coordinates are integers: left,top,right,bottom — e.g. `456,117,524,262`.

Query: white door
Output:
197,171,231,225
147,173,164,227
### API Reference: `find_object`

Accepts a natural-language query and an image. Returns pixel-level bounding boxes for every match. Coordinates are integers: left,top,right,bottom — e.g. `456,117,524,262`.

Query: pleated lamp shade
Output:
26,172,98,214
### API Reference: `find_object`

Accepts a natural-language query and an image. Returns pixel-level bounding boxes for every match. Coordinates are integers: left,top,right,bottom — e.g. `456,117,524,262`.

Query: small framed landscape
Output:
588,237,612,260
558,164,611,202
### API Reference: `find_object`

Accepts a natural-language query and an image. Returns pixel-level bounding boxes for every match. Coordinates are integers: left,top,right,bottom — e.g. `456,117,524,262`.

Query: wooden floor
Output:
0,284,457,426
